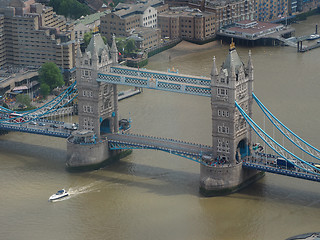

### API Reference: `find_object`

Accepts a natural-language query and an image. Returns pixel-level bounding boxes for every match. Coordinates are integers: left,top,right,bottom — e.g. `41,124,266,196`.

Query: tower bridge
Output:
1,33,320,196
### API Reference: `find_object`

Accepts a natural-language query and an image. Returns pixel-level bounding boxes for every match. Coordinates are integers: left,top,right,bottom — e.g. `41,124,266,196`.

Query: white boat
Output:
49,189,69,201
307,34,320,40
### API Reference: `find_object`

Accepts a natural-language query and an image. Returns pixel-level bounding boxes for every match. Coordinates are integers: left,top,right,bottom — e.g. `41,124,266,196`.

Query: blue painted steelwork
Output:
97,72,211,97
253,93,320,161
110,66,211,86
0,124,71,138
236,102,320,175
243,161,320,182
109,140,211,165
0,81,77,115
0,82,77,124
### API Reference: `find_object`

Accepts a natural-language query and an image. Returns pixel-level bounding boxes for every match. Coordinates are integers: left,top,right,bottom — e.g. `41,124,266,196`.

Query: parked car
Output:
39,122,46,126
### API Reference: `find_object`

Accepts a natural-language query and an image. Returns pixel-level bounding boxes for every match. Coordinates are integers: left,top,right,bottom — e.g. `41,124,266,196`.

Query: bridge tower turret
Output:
76,32,118,140
200,42,262,196
66,32,120,170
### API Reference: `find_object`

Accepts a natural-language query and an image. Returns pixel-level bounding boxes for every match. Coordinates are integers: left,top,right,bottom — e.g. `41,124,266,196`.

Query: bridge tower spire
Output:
200,43,262,196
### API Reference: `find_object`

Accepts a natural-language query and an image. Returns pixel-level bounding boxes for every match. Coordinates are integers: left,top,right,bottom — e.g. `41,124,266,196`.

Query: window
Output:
217,88,228,96
218,125,229,134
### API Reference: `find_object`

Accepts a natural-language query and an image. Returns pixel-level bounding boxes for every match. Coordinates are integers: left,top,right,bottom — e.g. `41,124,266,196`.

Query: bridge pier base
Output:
199,163,264,197
66,139,110,171
66,131,131,171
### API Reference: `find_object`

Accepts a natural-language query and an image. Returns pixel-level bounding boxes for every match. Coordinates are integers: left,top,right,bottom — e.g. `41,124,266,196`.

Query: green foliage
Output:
116,38,137,57
40,83,51,99
16,94,32,107
38,62,64,98
125,39,136,54
49,0,90,19
126,58,148,68
83,32,93,48
83,32,107,48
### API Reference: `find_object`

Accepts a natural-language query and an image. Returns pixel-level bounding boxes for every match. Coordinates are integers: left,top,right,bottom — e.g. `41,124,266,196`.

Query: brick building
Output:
158,7,215,41
100,0,168,43
188,0,255,31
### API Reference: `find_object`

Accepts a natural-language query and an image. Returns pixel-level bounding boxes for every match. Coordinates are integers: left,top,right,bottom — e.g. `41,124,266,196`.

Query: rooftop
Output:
227,20,283,35
74,11,110,26
159,6,214,17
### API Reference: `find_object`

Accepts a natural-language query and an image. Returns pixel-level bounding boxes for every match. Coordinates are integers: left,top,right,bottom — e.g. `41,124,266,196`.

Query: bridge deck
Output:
106,133,212,161
0,122,71,138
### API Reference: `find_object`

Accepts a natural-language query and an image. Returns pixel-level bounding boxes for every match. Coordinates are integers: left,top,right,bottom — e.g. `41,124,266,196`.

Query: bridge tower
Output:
66,33,120,170
200,42,263,196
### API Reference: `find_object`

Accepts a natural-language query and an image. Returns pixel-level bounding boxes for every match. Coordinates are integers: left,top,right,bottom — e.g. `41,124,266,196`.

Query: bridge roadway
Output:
243,153,320,182
0,121,71,138
106,132,212,162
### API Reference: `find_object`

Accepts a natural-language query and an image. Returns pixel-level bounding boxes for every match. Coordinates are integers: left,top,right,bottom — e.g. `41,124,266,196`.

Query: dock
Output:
118,88,142,101
297,40,320,52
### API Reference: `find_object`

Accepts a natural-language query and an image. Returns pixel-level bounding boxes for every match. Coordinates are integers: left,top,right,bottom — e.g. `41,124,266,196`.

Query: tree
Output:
83,32,107,48
116,37,126,55
38,62,64,98
39,83,51,99
115,38,137,57
125,39,136,55
83,32,93,48
16,94,32,108
49,0,90,19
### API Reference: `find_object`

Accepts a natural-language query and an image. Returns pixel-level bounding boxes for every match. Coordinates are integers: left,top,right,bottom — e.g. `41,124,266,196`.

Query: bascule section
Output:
66,33,120,170
199,42,261,196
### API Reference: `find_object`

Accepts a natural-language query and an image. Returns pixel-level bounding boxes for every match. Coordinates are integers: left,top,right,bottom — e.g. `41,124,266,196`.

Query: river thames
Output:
1,15,320,240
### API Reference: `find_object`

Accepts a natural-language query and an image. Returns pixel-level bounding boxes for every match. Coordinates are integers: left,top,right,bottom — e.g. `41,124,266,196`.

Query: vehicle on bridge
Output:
64,123,77,130
314,164,320,173
9,113,24,123
276,157,295,170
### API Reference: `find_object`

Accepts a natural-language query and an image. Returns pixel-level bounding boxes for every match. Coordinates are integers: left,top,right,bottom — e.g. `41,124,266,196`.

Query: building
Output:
0,66,38,96
188,0,255,31
220,20,285,39
74,11,109,41
158,7,215,41
0,0,77,81
254,0,289,22
100,0,168,43
129,27,161,49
